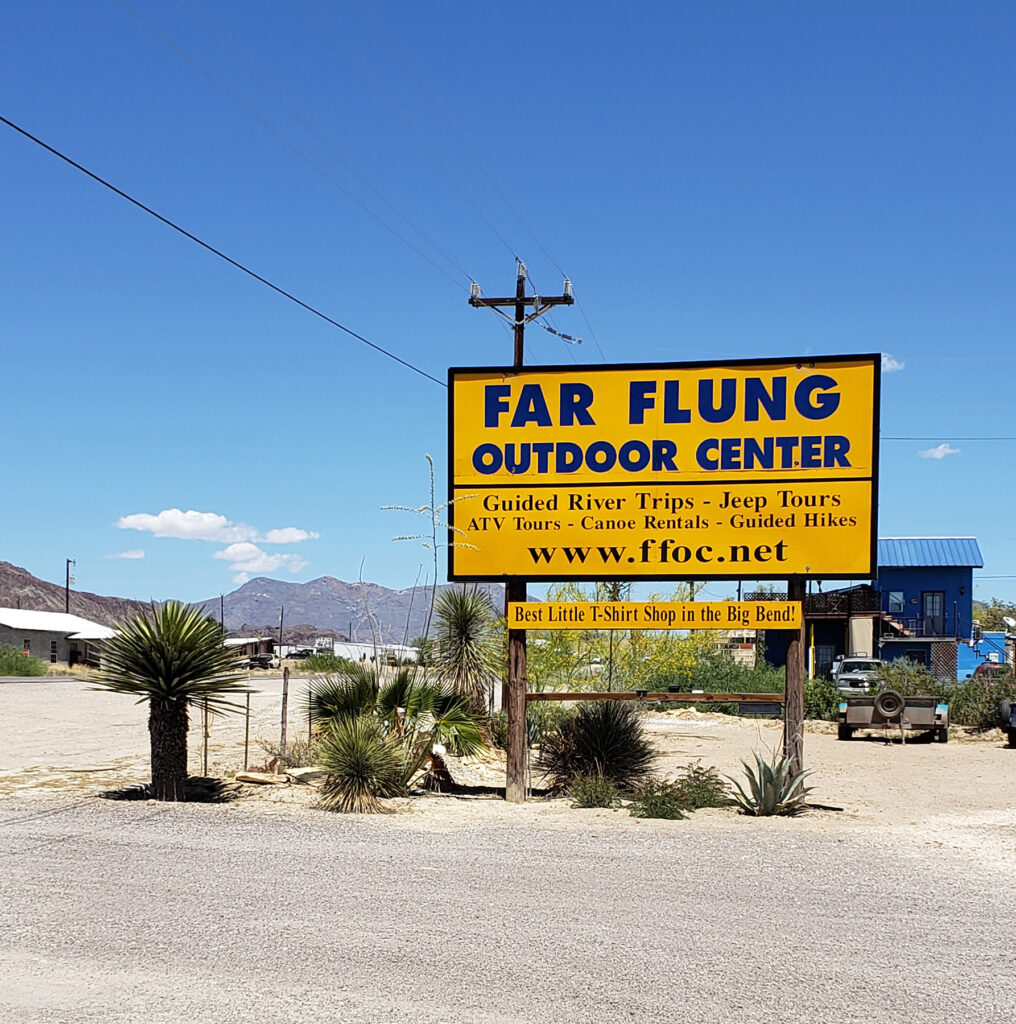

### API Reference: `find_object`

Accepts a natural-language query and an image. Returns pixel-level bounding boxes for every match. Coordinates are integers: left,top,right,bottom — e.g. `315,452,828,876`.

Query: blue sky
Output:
2,1,1015,605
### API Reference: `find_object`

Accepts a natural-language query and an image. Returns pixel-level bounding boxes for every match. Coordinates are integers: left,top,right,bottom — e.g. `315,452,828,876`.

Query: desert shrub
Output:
487,710,509,749
950,674,1016,730
256,736,319,769
0,643,47,676
643,654,786,716
728,748,812,817
668,760,729,809
318,717,405,813
628,780,689,820
301,652,355,674
488,703,577,750
528,702,575,745
874,660,946,697
804,677,842,720
536,701,656,793
569,775,621,808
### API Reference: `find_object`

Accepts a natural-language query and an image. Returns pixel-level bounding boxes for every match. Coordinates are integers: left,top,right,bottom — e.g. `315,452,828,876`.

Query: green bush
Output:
668,760,729,809
804,677,842,720
950,674,1016,730
871,660,1016,730
0,643,47,676
488,703,578,750
628,780,689,820
569,775,621,808
536,701,657,793
301,652,355,674
256,736,319,769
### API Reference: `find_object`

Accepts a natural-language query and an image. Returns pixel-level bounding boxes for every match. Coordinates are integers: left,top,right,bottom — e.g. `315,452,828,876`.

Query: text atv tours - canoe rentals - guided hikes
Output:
448,355,879,582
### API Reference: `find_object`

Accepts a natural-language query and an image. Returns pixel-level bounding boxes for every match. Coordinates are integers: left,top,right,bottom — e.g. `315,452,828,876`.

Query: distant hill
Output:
0,561,150,626
193,576,504,643
0,560,503,642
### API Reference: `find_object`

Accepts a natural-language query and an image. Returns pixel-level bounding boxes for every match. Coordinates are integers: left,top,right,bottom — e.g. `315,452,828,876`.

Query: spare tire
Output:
874,689,905,720
998,699,1013,728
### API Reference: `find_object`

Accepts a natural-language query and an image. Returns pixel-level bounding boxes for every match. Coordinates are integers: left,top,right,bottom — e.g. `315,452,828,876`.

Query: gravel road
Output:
2,795,1013,1024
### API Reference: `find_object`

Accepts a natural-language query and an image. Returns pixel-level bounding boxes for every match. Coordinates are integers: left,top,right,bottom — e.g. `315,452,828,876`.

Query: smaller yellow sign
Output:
507,600,802,631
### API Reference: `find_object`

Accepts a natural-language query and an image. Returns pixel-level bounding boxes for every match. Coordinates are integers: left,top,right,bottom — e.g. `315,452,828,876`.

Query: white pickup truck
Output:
832,657,883,695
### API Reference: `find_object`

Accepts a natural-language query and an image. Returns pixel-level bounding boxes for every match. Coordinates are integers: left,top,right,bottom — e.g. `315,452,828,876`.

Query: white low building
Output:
0,608,116,667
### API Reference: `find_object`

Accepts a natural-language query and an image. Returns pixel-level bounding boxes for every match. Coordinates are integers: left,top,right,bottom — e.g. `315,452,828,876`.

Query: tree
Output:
93,601,249,801
976,597,1016,632
432,587,502,713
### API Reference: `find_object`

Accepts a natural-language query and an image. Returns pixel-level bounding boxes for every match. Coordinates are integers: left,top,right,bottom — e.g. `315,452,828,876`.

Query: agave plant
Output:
728,748,813,816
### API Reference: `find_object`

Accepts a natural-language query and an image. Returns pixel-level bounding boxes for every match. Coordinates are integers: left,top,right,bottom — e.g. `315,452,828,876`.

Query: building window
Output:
50,640,58,664
906,649,927,666
22,639,30,655
888,592,904,614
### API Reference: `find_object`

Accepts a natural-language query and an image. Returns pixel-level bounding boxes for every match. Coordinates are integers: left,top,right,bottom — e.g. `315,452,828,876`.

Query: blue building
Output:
761,536,984,679
876,537,983,677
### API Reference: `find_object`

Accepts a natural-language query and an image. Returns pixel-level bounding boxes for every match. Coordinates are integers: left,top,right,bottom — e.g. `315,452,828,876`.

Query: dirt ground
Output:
4,674,1016,852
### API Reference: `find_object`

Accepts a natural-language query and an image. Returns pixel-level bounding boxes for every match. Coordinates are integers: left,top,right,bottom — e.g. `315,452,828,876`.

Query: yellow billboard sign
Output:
508,600,802,630
449,355,879,580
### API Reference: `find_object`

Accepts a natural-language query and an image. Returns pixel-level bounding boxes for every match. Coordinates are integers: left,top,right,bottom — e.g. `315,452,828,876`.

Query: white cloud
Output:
882,353,905,373
117,508,318,545
213,542,307,582
117,509,257,543
919,443,960,460
105,548,145,560
262,527,320,544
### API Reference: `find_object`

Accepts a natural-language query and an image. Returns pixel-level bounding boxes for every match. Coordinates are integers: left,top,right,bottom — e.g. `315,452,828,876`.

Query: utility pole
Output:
65,558,75,614
470,260,574,803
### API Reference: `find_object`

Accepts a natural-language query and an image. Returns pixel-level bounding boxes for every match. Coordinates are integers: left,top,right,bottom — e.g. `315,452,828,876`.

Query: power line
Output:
171,0,478,291
0,113,445,387
120,0,472,294
356,0,607,356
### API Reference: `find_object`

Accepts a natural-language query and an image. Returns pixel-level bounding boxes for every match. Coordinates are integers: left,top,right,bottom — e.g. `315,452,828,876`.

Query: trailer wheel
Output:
1008,728,1016,749
873,689,904,720
936,727,948,744
837,724,854,741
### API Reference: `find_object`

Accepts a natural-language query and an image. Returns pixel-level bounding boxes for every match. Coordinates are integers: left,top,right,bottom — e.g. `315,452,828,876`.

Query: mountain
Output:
0,560,504,642
195,576,504,643
0,561,150,626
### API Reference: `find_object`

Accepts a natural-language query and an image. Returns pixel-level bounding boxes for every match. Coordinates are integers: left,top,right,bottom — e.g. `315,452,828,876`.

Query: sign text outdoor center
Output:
448,355,879,581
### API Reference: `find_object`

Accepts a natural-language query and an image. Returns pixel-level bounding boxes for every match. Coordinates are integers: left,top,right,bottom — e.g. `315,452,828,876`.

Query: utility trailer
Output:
837,691,949,743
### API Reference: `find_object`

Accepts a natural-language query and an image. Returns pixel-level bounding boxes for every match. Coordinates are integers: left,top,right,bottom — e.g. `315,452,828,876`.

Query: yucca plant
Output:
728,748,813,816
318,717,405,813
536,701,656,793
306,664,486,809
93,601,249,801
432,586,501,714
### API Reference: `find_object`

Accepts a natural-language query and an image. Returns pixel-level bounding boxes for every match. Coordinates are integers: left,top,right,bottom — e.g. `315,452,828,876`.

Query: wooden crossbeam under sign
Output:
525,691,786,703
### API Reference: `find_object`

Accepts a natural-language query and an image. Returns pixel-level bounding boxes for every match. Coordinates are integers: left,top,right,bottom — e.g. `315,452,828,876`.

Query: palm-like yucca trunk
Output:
149,698,190,801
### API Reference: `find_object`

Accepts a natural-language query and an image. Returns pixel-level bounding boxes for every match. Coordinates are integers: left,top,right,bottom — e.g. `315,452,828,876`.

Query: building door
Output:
922,591,945,635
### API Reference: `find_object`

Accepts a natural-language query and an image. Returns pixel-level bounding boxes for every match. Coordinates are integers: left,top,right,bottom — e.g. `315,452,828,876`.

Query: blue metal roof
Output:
877,537,983,568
